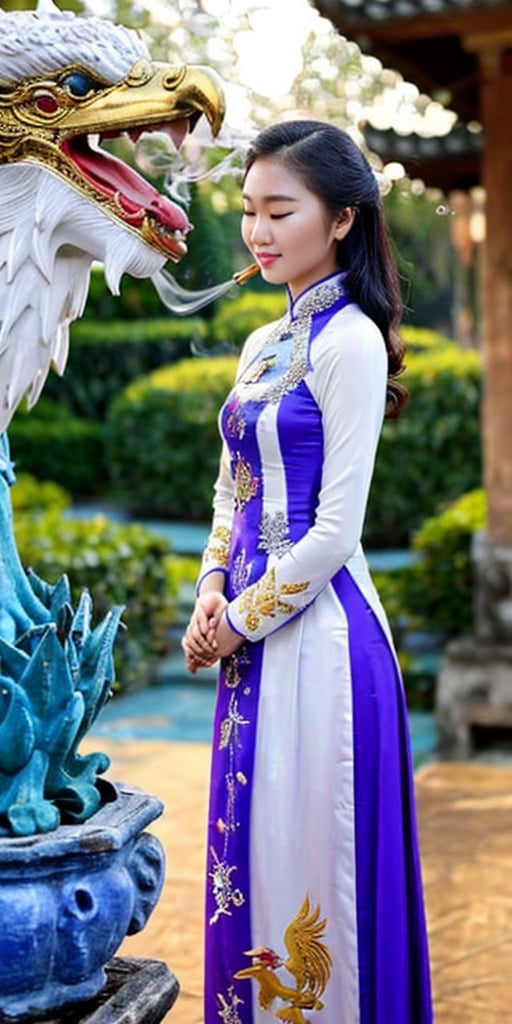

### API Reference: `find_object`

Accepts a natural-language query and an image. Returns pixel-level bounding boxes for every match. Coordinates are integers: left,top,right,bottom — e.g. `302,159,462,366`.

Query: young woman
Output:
183,120,432,1024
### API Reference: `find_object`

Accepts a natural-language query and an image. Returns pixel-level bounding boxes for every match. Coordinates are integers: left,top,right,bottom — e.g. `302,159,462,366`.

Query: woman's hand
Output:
182,594,244,673
213,612,245,659
182,591,227,673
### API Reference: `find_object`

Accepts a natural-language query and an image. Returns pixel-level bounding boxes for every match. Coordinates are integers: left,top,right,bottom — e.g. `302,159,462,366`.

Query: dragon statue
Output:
0,0,224,837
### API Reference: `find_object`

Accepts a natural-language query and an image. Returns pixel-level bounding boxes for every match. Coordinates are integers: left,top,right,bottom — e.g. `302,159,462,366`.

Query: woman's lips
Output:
256,253,280,266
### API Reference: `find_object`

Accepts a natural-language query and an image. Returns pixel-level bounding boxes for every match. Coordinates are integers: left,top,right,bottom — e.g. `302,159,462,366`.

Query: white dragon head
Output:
0,0,225,432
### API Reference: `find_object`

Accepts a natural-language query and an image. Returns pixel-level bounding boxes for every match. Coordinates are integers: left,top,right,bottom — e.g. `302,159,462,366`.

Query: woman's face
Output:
241,156,354,299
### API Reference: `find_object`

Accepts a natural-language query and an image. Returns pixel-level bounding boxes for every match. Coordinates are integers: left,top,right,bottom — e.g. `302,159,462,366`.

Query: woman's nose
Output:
251,216,272,245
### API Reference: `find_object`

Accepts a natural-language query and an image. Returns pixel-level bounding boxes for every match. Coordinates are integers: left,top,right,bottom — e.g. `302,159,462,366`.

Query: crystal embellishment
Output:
258,510,292,557
236,278,345,404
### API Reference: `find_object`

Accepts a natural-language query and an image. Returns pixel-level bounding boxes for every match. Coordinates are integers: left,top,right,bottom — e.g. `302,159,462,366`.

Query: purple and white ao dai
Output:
197,273,433,1024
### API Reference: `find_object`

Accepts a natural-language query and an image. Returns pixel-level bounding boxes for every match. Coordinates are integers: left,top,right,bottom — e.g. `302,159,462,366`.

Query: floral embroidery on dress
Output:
204,525,231,567
231,549,251,596
225,397,247,440
219,693,250,750
237,567,310,632
258,509,292,557
217,986,244,1024
223,647,250,689
233,453,259,511
241,353,276,384
209,847,245,925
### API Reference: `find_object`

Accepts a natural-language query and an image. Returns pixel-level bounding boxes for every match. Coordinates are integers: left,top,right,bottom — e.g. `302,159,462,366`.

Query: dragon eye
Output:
61,72,99,98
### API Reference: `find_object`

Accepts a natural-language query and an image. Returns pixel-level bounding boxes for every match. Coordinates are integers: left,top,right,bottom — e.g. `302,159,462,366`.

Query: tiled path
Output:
84,737,512,1024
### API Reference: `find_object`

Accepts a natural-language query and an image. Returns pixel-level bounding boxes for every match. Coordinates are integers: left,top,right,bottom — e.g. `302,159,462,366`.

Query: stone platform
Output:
82,738,512,1024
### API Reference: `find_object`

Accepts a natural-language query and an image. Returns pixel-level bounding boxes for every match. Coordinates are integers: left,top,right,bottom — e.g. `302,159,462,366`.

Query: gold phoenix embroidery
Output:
234,893,332,1023
237,567,309,632
204,525,231,567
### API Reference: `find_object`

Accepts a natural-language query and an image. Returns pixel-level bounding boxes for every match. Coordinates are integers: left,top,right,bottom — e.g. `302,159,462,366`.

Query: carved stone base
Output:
40,957,180,1024
472,530,512,642
0,785,165,1019
436,637,512,758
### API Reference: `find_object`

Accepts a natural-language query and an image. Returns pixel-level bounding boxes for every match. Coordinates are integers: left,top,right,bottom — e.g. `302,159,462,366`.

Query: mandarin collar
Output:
287,271,347,321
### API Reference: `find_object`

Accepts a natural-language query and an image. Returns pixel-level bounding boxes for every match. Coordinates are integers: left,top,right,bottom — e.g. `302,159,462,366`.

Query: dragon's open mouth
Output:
1,54,225,262
62,118,192,260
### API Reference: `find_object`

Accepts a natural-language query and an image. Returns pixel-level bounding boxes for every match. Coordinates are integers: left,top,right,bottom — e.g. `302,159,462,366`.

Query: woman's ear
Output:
333,207,356,241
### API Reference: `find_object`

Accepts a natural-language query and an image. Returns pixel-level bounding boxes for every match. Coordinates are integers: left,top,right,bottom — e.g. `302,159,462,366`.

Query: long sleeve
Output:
225,308,388,640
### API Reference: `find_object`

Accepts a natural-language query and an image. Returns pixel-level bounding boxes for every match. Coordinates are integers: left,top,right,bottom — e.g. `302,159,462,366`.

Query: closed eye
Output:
270,213,292,220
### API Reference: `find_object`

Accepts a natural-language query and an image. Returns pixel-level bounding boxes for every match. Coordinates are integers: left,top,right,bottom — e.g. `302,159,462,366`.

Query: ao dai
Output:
198,272,432,1024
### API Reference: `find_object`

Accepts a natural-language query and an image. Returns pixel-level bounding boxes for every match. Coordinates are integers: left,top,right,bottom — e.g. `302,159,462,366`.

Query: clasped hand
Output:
182,591,243,674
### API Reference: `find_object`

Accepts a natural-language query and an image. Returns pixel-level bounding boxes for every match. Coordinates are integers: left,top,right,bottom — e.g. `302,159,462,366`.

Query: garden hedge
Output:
106,324,482,545
366,342,482,545
43,316,207,419
8,399,105,496
105,356,237,518
399,487,487,638
12,474,178,693
209,288,287,349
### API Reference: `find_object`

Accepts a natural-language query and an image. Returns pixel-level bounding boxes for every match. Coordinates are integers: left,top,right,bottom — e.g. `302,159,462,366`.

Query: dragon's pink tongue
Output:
65,137,191,232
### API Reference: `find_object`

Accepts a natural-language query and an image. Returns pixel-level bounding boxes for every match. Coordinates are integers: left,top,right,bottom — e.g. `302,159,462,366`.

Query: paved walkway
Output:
84,737,512,1024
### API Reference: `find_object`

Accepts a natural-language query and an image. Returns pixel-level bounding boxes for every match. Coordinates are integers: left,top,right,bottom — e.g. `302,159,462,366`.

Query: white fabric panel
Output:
249,585,360,1024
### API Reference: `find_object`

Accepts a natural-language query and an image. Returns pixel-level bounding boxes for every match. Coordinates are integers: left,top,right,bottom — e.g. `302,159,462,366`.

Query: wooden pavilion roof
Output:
363,122,482,189
312,1,512,122
311,1,512,188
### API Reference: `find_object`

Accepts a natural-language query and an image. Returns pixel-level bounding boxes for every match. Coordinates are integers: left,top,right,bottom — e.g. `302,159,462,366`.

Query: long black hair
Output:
244,120,407,415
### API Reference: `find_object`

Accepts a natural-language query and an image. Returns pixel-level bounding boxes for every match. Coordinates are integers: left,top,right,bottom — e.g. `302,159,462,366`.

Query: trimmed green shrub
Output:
11,472,70,515
81,264,167,321
366,343,482,545
43,316,207,419
105,356,238,518
209,288,287,349
400,488,487,637
401,324,458,352
8,399,105,496
13,497,178,693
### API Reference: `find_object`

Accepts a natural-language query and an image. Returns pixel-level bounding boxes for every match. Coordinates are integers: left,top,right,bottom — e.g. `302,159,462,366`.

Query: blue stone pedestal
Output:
0,785,167,1020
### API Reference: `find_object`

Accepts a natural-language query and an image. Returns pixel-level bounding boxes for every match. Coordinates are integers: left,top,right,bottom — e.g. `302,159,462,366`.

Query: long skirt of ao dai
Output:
204,561,432,1024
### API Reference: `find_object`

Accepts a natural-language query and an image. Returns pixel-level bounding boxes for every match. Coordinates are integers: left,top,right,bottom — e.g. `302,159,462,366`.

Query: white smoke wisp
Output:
134,121,251,207
136,122,253,316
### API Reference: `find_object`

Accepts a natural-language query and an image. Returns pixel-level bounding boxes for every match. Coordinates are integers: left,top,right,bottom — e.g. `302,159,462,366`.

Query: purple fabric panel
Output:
333,568,433,1024
221,396,264,578
276,296,354,544
204,641,264,1024
277,381,323,542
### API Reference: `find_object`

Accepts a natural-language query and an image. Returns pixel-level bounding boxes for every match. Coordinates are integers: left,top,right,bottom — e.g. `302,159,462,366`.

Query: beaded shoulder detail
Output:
235,277,346,405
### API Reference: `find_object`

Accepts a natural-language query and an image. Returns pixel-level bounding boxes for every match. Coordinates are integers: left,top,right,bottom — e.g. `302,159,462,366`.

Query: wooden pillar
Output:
467,33,512,541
